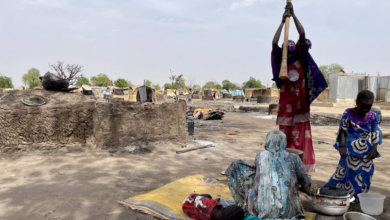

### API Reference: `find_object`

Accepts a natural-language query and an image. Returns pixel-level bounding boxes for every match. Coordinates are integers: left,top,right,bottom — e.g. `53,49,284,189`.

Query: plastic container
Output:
343,212,377,220
187,120,194,136
358,193,385,215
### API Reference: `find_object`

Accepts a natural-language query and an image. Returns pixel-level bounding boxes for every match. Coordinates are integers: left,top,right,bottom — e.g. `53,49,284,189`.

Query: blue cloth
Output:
226,130,317,219
229,89,244,97
244,216,262,220
325,109,382,199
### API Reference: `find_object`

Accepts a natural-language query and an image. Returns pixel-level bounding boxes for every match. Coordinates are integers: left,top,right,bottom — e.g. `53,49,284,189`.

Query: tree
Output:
145,80,152,87
242,77,265,89
215,84,222,90
222,80,236,90
272,82,277,88
90,74,112,87
203,81,216,89
114,78,131,88
153,83,161,90
169,70,185,99
193,84,202,90
0,74,14,88
49,61,84,85
319,63,344,83
187,77,196,89
76,77,91,86
164,83,172,90
22,68,41,89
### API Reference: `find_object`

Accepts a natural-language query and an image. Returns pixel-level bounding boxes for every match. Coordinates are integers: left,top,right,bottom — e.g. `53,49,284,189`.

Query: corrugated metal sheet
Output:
138,86,147,102
338,76,359,99
369,77,378,100
378,77,389,101
329,72,339,99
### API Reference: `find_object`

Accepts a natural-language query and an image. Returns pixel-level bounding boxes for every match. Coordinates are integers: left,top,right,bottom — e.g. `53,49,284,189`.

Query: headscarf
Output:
257,130,292,219
271,39,328,105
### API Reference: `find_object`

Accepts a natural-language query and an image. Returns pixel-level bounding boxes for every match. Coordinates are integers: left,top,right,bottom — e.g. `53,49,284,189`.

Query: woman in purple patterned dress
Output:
324,90,382,200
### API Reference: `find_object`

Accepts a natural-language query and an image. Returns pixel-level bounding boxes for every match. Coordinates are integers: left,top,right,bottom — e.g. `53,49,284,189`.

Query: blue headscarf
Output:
257,130,292,219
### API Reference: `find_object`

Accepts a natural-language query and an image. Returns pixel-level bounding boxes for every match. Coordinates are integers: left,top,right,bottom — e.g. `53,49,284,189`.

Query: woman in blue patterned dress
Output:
225,130,318,219
324,90,382,200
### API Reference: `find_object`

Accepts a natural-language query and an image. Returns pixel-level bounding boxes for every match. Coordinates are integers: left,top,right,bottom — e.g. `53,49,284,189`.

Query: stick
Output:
279,0,292,80
176,145,214,154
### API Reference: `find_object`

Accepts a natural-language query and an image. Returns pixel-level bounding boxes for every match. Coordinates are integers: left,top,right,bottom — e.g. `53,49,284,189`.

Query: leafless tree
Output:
49,61,84,85
187,77,196,89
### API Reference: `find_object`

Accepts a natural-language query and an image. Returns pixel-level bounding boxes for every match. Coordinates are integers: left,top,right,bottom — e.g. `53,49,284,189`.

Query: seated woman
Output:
226,130,318,219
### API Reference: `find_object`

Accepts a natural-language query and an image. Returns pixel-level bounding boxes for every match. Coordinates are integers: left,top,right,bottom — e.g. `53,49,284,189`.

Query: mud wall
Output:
0,90,95,153
257,96,279,103
91,100,188,149
0,90,188,152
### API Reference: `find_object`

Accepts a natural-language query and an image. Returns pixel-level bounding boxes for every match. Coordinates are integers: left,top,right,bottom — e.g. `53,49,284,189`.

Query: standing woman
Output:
271,3,328,172
324,90,382,200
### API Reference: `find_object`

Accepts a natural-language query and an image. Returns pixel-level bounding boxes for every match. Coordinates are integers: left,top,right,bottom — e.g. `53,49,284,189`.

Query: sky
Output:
0,0,388,88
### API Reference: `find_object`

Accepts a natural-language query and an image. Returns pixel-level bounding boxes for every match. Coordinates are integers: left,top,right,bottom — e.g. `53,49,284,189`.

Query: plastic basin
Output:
358,193,385,215
343,212,377,220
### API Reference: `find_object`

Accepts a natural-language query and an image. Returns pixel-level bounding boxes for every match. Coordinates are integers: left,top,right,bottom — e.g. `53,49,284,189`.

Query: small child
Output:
324,90,382,200
182,194,245,220
188,88,193,104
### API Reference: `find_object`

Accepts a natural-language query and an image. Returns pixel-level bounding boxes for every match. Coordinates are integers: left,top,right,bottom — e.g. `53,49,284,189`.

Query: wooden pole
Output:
279,0,291,80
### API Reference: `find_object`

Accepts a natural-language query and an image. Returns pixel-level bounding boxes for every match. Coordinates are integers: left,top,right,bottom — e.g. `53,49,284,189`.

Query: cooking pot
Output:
305,189,355,216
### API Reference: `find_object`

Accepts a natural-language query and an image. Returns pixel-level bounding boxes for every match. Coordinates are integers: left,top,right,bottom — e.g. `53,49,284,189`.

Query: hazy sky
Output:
0,0,388,88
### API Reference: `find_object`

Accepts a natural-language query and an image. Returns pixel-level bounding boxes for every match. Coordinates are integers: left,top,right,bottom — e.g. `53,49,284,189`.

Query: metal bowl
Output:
306,189,355,216
343,212,377,220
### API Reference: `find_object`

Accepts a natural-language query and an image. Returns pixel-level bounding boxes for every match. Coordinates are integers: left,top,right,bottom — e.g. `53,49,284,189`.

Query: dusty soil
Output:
0,112,389,220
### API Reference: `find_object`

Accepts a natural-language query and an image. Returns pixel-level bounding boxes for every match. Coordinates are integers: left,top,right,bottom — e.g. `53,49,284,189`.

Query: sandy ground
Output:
0,111,389,220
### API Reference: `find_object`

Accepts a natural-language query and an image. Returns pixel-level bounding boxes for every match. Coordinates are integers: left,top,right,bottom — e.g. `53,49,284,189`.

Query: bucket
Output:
187,120,194,136
343,212,377,220
358,193,385,215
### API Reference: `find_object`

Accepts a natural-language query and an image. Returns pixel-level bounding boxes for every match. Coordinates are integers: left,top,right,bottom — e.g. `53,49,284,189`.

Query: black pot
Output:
39,72,70,90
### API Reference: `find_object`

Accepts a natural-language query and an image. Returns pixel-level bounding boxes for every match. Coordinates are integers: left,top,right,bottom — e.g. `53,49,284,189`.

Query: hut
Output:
128,85,156,102
112,87,130,100
164,89,177,97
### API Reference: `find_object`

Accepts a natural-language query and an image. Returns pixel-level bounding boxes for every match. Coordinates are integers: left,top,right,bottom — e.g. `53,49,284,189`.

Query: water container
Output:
358,193,385,215
187,120,194,136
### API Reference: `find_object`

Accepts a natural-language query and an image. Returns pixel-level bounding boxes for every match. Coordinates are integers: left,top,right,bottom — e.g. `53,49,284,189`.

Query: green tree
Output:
215,84,222,90
222,80,236,90
153,83,161,90
169,74,185,99
319,63,344,84
22,68,41,89
164,83,172,90
145,80,152,87
90,74,112,87
203,81,216,89
0,75,14,88
272,82,277,88
114,78,131,88
76,77,91,86
242,77,265,89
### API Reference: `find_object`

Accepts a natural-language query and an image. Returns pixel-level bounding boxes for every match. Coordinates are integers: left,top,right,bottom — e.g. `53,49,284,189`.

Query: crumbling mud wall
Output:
0,90,188,152
92,100,188,149
0,90,95,153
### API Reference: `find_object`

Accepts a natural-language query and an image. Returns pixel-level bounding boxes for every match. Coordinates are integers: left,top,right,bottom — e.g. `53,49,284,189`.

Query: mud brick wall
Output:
91,100,188,149
257,95,279,103
0,90,95,153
